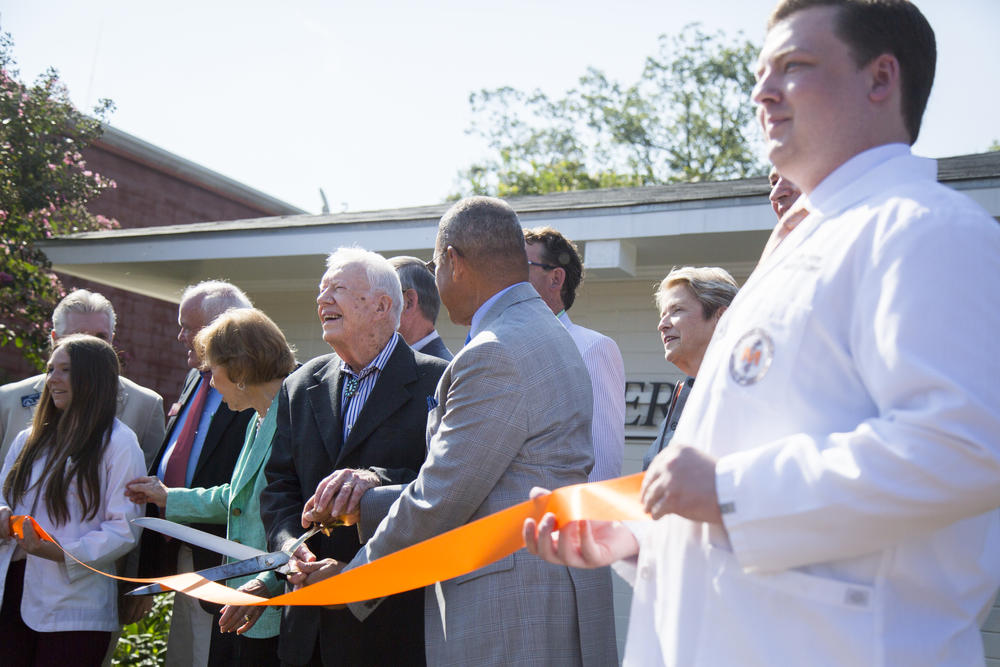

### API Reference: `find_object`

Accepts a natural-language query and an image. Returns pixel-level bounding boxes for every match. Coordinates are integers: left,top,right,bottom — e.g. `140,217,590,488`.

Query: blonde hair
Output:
655,267,738,318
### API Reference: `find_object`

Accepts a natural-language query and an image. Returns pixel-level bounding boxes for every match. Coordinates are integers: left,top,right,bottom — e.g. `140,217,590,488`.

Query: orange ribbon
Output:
12,472,647,606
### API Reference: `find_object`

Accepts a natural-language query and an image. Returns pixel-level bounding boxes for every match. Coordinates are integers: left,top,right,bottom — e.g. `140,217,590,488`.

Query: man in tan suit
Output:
0,289,165,465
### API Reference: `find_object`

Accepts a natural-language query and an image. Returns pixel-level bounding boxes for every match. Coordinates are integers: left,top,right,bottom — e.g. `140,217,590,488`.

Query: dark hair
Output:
193,308,296,386
390,256,441,324
3,335,120,524
437,196,527,279
768,0,935,143
523,226,584,311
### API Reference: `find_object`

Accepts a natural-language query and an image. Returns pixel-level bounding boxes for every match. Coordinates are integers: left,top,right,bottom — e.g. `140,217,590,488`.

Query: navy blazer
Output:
416,334,453,362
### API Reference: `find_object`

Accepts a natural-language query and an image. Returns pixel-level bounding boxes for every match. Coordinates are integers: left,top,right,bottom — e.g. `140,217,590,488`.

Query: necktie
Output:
164,371,211,488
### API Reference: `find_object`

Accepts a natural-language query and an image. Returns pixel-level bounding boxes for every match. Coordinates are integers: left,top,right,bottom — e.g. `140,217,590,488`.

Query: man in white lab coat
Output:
524,1,1000,665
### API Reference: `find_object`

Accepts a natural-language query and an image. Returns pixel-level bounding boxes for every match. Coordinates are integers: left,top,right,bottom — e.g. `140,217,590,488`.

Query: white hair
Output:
52,289,116,337
325,247,403,328
181,280,253,323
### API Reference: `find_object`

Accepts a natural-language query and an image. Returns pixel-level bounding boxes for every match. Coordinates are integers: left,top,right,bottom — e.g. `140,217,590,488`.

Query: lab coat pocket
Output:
698,542,876,666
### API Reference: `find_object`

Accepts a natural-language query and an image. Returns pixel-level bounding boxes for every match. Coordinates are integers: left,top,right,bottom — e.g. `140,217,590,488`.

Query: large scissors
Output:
126,517,340,596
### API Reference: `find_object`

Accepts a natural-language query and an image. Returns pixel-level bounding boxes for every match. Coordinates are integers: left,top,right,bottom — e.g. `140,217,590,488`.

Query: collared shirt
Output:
558,311,626,481
156,376,223,486
340,333,400,442
411,330,442,352
800,142,909,213
468,282,526,341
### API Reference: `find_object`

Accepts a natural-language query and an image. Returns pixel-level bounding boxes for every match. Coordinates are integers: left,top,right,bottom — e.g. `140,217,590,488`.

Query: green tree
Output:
0,31,117,369
989,139,1000,151
455,24,765,198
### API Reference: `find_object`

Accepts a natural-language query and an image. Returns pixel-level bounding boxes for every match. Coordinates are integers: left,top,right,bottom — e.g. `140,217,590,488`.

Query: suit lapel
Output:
165,369,201,438
307,356,346,465
230,409,274,499
149,369,202,474
336,342,416,467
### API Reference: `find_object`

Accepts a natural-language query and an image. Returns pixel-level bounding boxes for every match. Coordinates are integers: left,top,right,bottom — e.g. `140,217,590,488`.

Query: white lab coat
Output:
621,145,1000,666
0,419,145,632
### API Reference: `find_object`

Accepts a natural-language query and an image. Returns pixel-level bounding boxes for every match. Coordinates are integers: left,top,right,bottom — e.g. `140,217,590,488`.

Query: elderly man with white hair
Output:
261,248,447,666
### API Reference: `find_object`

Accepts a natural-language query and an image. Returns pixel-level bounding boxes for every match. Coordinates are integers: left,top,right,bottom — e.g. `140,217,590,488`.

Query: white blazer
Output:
0,419,145,632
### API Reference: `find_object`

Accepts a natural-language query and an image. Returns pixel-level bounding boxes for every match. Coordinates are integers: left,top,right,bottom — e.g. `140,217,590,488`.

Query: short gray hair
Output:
656,267,738,319
326,247,403,328
438,196,526,277
389,256,440,324
181,280,253,323
52,289,116,337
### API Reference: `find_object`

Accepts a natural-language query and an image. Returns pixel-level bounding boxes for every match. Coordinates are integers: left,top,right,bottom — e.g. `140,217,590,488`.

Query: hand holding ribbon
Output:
9,473,649,608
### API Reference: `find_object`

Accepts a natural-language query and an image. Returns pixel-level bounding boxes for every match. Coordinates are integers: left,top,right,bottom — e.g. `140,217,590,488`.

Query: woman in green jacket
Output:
126,307,295,666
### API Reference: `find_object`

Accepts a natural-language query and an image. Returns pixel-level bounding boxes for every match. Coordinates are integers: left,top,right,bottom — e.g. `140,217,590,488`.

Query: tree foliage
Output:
455,24,765,198
113,593,172,665
0,31,117,370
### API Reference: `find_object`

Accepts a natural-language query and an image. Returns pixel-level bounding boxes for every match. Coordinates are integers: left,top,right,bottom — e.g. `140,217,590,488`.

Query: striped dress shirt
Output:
340,333,400,442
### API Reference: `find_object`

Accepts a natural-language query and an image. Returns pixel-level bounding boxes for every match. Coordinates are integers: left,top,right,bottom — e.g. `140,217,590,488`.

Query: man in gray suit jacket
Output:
300,197,617,666
262,248,447,666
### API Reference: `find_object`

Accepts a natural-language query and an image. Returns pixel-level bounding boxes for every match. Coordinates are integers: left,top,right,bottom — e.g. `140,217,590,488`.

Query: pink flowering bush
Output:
0,31,118,369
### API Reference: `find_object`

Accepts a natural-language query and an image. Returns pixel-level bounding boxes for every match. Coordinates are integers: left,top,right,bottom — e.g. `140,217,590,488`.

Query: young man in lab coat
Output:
524,1,1000,664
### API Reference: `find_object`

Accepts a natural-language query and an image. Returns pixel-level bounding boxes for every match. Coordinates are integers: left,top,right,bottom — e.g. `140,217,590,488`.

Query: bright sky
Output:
3,0,998,214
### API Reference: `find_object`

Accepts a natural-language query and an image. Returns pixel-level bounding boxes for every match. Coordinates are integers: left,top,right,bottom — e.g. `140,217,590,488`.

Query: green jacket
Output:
166,393,281,639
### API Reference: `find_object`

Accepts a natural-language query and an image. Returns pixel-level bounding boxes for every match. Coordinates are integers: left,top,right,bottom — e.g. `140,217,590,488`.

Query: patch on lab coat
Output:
729,328,774,386
20,392,41,408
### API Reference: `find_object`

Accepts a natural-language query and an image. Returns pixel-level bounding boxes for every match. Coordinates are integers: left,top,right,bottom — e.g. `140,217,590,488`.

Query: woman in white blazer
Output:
0,334,145,666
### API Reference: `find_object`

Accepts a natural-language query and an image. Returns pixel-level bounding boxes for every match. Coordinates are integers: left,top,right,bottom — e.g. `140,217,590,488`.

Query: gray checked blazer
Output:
349,283,618,666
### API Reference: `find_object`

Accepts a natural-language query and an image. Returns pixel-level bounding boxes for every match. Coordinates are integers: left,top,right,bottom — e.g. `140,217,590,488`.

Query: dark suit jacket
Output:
139,368,254,578
642,376,694,470
416,333,453,361
261,340,447,666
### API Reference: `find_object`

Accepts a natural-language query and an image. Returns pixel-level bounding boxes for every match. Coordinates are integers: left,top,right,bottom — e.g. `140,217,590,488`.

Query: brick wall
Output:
0,275,186,406
84,143,280,228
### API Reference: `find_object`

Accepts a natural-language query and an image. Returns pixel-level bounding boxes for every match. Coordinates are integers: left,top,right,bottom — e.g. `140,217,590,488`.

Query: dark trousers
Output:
0,559,111,666
209,622,280,666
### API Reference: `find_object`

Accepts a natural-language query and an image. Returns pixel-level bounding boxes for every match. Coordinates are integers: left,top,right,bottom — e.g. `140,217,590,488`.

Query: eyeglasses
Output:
425,244,463,273
527,260,558,271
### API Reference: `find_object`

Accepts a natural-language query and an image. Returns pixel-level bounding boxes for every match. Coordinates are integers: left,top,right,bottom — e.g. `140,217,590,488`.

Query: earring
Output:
237,382,246,392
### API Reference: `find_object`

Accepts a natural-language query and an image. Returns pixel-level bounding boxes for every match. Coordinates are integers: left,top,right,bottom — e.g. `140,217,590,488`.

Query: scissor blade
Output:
284,524,323,556
132,517,266,561
126,551,291,596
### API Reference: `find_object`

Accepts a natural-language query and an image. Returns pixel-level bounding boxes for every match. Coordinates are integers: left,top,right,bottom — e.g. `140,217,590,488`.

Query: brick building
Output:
0,125,304,404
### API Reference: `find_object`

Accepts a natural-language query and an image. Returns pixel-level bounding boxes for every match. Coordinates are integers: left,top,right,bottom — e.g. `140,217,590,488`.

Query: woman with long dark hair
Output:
0,334,145,666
